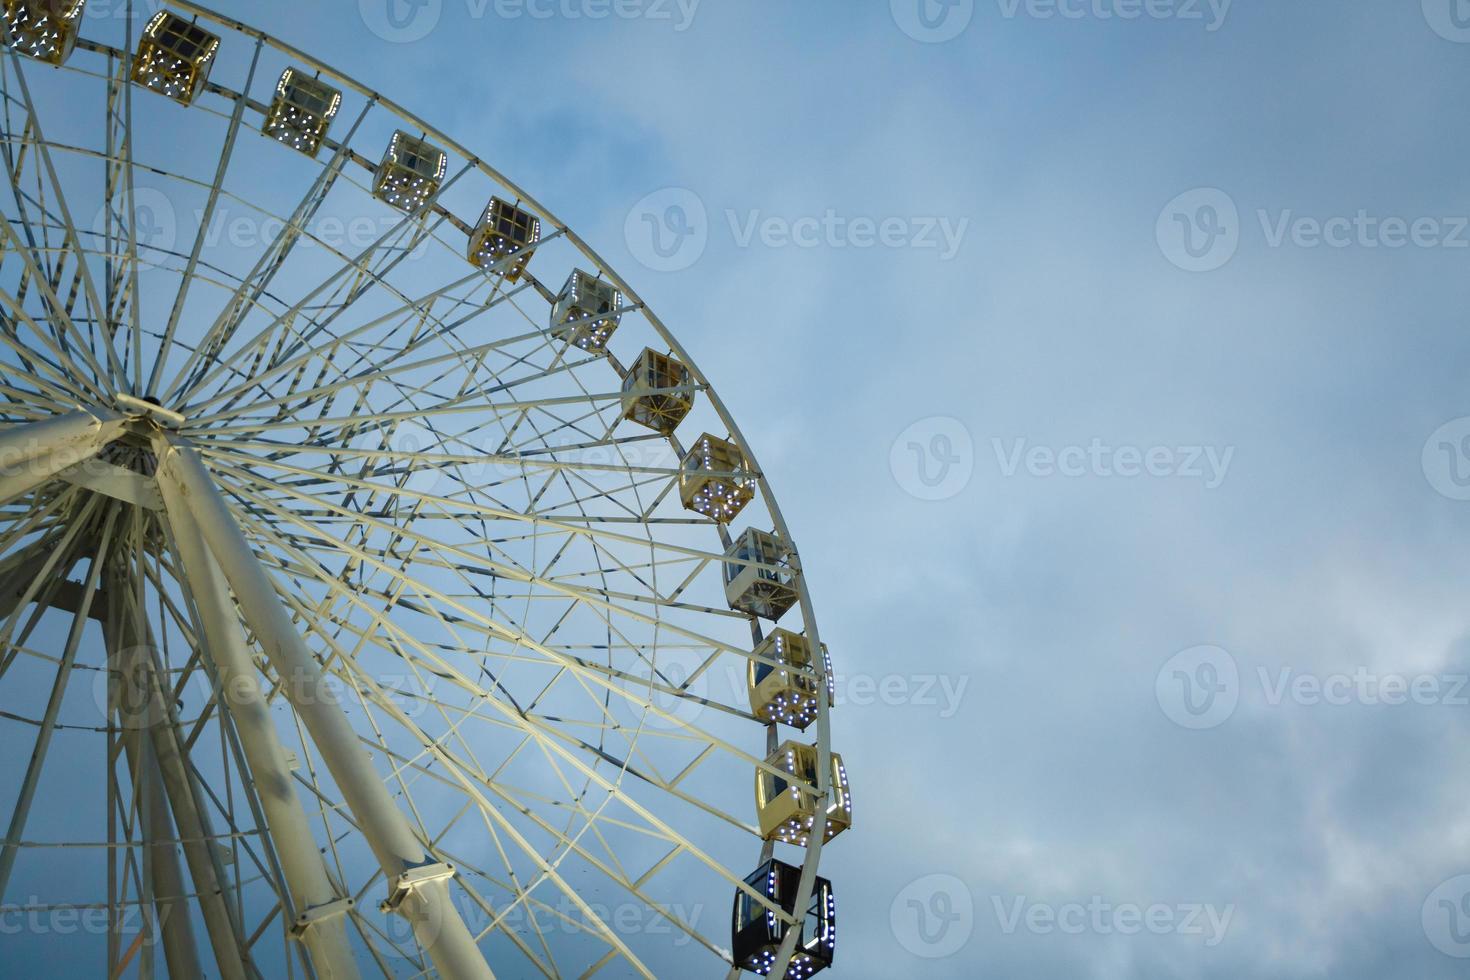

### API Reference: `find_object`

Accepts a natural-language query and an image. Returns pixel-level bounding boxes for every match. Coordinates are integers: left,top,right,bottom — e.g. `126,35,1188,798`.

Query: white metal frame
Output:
0,3,839,977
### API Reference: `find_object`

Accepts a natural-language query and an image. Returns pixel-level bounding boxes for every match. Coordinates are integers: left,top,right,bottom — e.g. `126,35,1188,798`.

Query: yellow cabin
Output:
264,69,341,157
373,131,447,212
679,433,754,523
620,348,693,434
132,11,219,106
3,0,85,66
755,741,851,847
551,269,622,353
468,197,540,280
748,629,824,730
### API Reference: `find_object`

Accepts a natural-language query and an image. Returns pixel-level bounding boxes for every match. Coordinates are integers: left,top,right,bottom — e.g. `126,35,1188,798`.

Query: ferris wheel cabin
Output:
755,741,852,847
373,130,447,212
723,527,800,621
732,859,836,979
552,269,623,354
748,629,831,730
132,11,218,106
620,347,694,433
679,432,755,523
468,196,541,280
2,0,85,66
264,68,342,157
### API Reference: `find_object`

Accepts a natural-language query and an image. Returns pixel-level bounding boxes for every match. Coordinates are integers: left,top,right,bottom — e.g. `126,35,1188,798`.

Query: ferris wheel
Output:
0,2,850,978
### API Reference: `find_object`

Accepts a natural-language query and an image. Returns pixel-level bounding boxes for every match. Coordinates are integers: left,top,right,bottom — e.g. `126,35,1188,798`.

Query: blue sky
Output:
232,0,1470,976
13,0,1470,976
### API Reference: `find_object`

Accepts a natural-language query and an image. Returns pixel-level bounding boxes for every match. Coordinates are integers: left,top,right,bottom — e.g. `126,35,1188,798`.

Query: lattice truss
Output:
0,3,839,979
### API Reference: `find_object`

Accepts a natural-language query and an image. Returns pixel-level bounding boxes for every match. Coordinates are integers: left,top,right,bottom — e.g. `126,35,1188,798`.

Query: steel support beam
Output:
0,509,116,896
103,578,250,980
112,686,205,980
0,410,124,504
153,434,493,980
161,497,360,979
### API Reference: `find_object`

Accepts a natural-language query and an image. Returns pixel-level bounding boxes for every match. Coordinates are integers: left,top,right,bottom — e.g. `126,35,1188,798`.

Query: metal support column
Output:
0,409,123,504
162,497,360,979
113,696,205,980
104,577,251,980
153,435,491,979
0,508,117,897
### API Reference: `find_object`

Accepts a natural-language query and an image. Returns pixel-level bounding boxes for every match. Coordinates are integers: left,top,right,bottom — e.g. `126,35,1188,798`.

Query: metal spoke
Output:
147,38,264,397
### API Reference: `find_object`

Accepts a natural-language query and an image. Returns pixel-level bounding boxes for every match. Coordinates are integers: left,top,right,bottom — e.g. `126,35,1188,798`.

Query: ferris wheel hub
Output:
116,392,185,429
